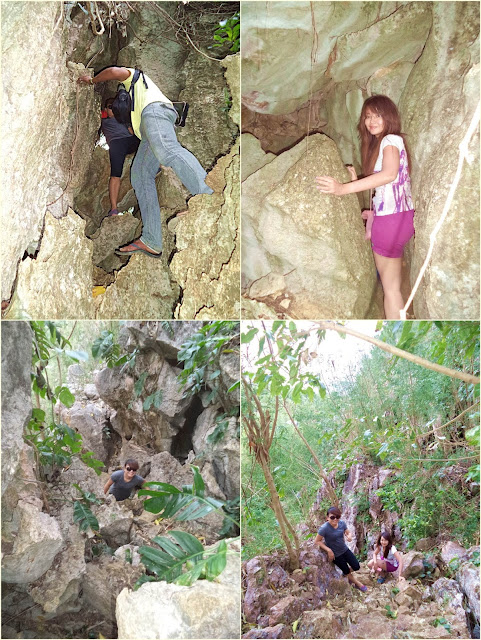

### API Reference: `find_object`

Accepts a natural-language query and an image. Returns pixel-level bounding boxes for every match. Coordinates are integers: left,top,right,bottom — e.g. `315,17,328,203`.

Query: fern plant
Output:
72,484,102,533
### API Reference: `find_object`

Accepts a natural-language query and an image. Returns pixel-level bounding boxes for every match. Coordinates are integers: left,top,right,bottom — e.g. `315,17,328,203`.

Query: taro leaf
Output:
73,500,99,532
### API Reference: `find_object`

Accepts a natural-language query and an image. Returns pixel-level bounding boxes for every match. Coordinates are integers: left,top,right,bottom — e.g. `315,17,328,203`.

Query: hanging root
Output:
86,1,105,35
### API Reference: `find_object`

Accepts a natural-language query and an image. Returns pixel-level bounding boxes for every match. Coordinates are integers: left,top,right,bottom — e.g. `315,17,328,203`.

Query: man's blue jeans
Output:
131,102,213,253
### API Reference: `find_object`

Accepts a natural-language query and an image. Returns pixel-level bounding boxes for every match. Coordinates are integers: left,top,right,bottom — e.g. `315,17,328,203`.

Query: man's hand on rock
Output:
104,494,113,505
77,75,93,85
327,549,335,562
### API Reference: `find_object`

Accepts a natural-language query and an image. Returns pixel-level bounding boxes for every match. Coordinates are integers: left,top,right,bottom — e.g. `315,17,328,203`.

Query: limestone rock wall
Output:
399,2,480,318
2,2,104,312
116,544,241,639
1,322,33,494
241,1,479,318
242,133,380,318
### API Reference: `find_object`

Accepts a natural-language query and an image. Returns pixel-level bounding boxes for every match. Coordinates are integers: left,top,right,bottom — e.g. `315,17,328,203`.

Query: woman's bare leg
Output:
373,252,404,319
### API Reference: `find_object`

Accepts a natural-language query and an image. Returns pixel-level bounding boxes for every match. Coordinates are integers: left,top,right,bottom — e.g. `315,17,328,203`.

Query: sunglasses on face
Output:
126,467,136,472
329,515,341,520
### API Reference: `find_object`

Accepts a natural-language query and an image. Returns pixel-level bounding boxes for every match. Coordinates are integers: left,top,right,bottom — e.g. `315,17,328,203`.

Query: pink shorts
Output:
384,560,398,573
371,210,415,258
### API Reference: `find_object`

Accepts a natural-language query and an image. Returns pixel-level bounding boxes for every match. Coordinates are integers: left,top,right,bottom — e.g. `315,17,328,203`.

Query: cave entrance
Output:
170,396,204,464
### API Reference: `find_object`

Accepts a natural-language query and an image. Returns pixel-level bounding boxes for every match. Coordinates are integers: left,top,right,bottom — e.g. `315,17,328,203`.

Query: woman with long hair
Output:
367,530,404,584
316,95,415,319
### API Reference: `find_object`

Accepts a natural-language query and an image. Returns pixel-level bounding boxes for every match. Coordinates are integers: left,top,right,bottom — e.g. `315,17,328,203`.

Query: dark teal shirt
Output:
109,469,144,501
318,520,348,558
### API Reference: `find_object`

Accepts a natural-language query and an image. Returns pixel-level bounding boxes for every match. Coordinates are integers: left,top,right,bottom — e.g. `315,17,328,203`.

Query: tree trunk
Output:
259,451,300,571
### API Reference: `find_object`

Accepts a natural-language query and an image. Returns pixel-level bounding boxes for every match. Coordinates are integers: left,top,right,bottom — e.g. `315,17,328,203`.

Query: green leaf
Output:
204,539,227,580
227,380,240,393
138,531,206,584
65,350,89,362
134,372,148,398
143,389,163,411
191,465,205,496
73,500,99,532
80,451,104,475
31,408,46,423
139,471,226,522
58,387,75,408
241,328,258,344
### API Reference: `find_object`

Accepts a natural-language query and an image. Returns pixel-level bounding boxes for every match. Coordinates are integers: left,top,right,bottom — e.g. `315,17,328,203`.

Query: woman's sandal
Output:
115,241,162,259
377,577,386,584
354,584,368,592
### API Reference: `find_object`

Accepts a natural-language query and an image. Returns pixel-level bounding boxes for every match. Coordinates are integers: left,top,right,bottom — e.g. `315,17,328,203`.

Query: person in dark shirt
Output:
103,459,144,501
314,505,367,592
101,97,140,216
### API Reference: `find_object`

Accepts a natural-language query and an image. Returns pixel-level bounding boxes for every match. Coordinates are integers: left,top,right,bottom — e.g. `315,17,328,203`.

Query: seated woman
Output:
368,530,404,584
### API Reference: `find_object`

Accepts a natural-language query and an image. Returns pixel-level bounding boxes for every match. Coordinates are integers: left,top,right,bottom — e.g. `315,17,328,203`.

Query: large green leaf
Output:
73,500,99,532
138,466,226,521
137,532,229,587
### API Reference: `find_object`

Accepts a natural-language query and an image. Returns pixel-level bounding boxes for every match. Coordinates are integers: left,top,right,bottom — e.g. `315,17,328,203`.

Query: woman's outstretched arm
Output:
316,145,400,196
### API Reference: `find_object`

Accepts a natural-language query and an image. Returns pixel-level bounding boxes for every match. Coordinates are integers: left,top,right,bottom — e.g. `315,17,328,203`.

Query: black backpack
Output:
112,68,189,128
111,68,147,128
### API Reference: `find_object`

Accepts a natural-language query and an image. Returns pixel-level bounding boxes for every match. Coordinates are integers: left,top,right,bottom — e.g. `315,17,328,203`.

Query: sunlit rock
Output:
4,209,95,319
242,133,379,318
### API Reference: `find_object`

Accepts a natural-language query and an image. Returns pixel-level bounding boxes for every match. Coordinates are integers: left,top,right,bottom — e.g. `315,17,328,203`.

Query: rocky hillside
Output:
241,2,479,319
1,321,240,639
242,465,480,639
2,2,239,320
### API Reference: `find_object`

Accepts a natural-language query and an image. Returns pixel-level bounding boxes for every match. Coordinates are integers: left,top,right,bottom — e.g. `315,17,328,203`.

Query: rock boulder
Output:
242,134,379,318
116,575,240,639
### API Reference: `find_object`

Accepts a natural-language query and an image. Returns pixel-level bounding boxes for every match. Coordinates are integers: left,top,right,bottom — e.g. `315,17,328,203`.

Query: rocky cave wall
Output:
3,2,240,320
241,1,479,319
1,321,240,639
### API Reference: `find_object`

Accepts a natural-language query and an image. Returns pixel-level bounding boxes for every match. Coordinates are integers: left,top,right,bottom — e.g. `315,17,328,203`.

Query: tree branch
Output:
315,322,480,385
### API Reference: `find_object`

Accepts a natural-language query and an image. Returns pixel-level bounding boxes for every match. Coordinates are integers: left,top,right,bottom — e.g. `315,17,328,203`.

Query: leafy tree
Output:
177,320,240,403
242,321,480,561
27,322,103,489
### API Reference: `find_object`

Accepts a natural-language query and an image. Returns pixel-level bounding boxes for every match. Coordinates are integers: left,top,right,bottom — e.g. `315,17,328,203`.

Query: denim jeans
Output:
130,102,213,252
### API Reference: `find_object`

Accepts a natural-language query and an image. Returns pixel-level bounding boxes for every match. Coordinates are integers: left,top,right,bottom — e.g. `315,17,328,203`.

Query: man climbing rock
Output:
101,96,140,217
103,459,144,502
78,66,213,258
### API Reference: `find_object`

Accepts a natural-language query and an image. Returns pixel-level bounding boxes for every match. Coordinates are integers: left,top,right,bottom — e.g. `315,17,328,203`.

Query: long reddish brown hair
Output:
358,95,411,176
